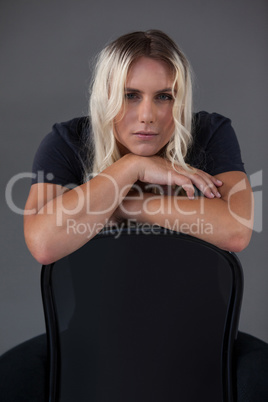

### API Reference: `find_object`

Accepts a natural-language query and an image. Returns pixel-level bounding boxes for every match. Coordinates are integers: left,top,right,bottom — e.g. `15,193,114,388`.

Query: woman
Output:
24,30,252,265
21,30,266,400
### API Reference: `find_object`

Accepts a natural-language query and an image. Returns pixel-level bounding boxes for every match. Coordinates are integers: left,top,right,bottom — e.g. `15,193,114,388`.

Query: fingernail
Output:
217,192,221,198
216,179,222,184
210,192,215,198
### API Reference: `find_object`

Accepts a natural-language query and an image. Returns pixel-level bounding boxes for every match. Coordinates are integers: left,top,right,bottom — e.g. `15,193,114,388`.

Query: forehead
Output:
126,57,174,87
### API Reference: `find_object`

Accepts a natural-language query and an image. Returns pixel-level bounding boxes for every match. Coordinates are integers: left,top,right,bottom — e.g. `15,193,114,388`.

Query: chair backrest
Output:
41,227,243,402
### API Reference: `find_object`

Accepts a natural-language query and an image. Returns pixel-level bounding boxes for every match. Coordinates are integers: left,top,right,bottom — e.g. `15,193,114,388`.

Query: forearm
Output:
25,184,116,264
145,197,248,250
119,189,253,252
24,154,139,264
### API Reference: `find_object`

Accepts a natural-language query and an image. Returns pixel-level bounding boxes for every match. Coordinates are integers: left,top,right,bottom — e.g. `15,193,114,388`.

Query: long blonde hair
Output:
85,30,193,180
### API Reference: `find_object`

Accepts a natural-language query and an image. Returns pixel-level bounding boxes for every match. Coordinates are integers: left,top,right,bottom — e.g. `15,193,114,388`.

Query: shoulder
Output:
189,111,245,175
192,111,232,144
32,116,91,186
45,116,90,154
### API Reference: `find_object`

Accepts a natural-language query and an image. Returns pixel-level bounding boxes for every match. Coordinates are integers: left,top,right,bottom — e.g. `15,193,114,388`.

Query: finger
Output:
181,183,195,199
203,183,221,198
200,178,221,198
199,172,223,187
174,176,195,199
174,165,222,197
213,178,223,186
201,175,222,198
209,175,223,188
190,173,222,199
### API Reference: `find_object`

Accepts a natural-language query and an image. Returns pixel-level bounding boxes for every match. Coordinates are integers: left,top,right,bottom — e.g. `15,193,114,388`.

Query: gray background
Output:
1,0,267,355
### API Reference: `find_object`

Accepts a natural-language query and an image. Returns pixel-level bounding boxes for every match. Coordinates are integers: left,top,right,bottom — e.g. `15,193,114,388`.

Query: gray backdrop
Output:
1,0,267,355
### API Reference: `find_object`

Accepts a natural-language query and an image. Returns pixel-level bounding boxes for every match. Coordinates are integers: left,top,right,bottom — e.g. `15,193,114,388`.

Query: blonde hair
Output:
85,30,193,180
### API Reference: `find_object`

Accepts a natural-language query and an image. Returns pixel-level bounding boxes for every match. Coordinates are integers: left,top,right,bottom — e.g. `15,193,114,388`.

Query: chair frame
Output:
41,227,243,402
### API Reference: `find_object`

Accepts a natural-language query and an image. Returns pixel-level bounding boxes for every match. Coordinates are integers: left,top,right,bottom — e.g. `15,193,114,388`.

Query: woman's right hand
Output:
135,155,223,199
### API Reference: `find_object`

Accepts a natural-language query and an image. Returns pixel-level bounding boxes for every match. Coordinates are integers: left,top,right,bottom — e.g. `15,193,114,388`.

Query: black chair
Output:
41,227,243,402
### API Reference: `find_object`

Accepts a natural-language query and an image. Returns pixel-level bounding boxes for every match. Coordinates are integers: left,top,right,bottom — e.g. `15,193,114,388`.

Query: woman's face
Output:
113,57,175,156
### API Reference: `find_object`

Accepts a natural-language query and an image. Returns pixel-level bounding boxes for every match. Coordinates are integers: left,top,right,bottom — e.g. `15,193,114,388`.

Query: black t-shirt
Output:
31,111,245,187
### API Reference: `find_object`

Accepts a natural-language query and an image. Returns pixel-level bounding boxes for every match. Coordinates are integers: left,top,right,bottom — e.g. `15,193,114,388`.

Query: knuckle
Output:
183,177,192,185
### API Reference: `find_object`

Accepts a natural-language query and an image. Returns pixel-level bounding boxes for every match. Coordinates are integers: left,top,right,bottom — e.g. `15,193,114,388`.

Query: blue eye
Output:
157,93,173,101
125,93,138,100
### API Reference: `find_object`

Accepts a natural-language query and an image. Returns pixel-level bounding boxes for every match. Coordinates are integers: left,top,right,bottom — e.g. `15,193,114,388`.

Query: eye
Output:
156,93,173,101
125,92,139,100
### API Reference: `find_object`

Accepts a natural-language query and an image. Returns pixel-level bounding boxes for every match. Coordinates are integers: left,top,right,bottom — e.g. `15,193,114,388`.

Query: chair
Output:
41,227,243,402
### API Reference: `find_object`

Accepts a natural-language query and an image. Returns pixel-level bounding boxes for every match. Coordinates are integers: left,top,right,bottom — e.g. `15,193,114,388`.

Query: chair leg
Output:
0,334,48,402
235,331,268,402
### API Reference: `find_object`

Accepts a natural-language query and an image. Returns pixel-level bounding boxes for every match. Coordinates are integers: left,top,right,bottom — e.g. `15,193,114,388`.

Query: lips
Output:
133,131,158,139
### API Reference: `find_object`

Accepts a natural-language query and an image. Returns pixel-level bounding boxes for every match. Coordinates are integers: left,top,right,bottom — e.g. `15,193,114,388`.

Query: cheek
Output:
122,108,136,124
161,108,174,129
114,108,135,131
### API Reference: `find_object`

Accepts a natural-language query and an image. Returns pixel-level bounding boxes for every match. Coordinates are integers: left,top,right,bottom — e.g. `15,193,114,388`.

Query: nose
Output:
138,98,156,124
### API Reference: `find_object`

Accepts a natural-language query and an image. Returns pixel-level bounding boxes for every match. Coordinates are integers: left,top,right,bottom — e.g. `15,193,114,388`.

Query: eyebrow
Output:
125,87,174,94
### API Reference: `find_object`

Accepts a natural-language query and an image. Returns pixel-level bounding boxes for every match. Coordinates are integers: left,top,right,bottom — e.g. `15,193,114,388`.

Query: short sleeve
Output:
189,112,246,176
31,117,88,187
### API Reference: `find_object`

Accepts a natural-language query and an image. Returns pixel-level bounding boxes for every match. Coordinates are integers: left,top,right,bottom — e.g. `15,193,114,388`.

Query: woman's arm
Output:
24,154,138,264
24,153,222,264
116,169,253,252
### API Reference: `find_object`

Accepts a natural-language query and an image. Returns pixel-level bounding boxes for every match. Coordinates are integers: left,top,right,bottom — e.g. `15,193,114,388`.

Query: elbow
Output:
24,230,57,266
221,225,253,253
27,241,56,266
31,248,56,266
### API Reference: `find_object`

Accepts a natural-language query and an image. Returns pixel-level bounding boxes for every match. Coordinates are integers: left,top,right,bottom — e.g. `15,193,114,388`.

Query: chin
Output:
131,146,161,157
134,151,157,157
